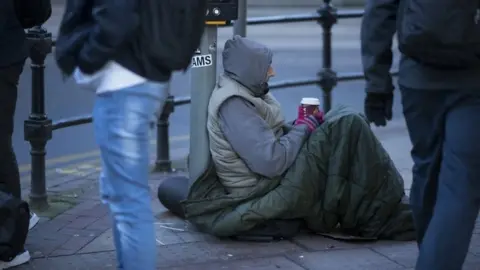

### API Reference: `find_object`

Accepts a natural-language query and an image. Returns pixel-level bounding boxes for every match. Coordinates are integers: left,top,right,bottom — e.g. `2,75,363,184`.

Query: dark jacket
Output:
55,0,171,82
361,0,480,92
0,0,27,68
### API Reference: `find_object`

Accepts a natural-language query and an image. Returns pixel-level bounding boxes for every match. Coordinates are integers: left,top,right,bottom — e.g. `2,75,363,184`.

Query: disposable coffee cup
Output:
301,97,320,118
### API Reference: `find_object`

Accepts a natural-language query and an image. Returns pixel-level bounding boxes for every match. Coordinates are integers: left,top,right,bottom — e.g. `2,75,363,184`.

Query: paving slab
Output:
162,256,305,270
288,248,406,270
292,234,400,251
17,252,117,270
372,242,480,269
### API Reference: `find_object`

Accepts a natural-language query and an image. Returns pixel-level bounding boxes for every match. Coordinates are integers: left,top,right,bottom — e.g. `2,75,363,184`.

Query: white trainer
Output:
29,212,39,230
0,250,30,269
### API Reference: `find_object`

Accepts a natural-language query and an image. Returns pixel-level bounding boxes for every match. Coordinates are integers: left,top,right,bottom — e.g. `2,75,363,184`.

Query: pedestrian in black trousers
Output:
0,0,41,268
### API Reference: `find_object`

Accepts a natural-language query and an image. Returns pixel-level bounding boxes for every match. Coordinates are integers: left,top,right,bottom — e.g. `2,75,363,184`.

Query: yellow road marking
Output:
77,164,94,169
18,134,190,173
20,145,190,187
21,159,102,184
55,168,80,175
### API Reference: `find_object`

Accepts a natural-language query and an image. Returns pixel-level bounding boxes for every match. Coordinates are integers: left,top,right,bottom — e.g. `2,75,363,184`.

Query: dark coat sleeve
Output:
361,0,399,93
78,0,139,74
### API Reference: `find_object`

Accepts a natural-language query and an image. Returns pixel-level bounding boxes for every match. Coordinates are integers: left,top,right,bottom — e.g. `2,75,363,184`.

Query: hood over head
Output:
222,35,273,97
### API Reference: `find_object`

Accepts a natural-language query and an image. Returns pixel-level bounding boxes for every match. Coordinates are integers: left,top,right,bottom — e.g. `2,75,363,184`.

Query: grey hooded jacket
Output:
208,36,309,193
361,0,480,92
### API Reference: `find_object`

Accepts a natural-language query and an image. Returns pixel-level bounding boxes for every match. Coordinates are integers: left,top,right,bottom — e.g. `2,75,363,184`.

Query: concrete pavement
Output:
14,119,480,269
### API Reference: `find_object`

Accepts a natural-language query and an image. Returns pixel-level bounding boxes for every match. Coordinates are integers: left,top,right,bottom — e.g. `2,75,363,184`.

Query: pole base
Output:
154,160,172,173
29,195,49,212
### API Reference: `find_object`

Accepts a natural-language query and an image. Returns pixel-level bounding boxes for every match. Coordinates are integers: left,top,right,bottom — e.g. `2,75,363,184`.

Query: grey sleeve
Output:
282,124,293,133
361,0,399,94
218,97,309,178
282,119,296,133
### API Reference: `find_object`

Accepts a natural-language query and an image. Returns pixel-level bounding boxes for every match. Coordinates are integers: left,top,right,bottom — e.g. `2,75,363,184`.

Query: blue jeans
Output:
400,86,480,270
93,82,168,270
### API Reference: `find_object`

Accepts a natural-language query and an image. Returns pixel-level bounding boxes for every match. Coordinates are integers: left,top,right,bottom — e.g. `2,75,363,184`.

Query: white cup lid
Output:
301,97,320,105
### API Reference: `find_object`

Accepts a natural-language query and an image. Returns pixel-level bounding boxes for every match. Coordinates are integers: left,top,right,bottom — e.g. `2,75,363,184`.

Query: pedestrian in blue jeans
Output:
92,79,168,269
54,0,172,269
361,0,480,269
71,57,168,269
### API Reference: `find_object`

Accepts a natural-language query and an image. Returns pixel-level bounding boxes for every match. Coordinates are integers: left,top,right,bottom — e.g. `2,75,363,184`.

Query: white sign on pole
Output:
191,54,213,68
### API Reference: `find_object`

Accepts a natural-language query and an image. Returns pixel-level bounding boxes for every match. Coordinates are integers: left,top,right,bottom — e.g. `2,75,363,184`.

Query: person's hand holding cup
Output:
299,97,323,122
294,97,324,132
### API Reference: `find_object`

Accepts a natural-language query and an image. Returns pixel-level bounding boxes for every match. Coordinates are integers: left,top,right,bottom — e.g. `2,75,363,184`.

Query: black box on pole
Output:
206,0,238,22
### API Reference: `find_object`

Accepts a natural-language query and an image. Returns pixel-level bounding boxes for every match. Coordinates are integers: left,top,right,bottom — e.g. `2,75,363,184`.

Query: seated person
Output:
181,36,414,240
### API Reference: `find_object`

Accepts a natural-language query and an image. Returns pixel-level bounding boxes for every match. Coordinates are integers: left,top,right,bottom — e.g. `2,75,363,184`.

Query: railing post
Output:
233,0,247,37
24,26,53,211
155,96,174,172
317,0,338,112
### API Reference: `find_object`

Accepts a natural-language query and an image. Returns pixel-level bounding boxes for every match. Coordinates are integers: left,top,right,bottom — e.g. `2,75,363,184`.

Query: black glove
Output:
364,92,393,126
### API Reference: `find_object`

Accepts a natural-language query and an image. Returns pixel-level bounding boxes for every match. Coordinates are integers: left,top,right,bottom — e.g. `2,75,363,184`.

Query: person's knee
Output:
348,112,369,125
311,111,368,140
340,112,370,134
108,193,154,223
100,165,153,222
444,104,480,175
445,99,480,151
157,176,189,218
442,115,480,200
441,147,480,201
326,109,368,127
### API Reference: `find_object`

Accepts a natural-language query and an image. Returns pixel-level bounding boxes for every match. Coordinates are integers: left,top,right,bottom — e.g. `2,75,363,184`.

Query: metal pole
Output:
188,26,218,184
233,0,247,37
317,0,338,112
24,26,53,211
155,95,174,172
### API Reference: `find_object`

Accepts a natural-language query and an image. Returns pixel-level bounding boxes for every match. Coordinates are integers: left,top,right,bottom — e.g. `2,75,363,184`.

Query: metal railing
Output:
23,0,398,210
